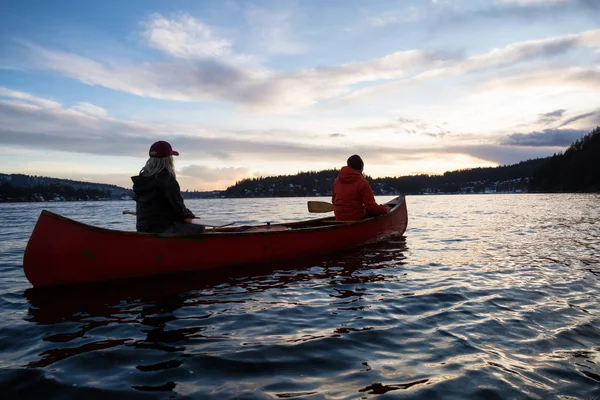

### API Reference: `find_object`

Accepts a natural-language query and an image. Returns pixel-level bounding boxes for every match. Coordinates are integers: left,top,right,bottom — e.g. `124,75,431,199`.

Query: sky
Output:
1,0,599,191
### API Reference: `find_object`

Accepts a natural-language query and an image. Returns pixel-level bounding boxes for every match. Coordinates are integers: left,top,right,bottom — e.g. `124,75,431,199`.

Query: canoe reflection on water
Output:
23,236,408,370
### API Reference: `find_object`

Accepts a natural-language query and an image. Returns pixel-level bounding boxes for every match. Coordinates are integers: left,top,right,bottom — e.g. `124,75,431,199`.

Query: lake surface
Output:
1,194,599,399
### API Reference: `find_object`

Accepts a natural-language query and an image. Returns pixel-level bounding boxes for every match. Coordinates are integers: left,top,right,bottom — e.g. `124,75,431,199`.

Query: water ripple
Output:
1,195,600,398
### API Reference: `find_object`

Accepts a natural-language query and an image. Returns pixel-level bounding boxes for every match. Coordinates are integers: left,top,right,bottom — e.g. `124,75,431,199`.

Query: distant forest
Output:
1,126,598,202
223,126,599,197
0,174,133,202
222,158,548,197
529,126,600,192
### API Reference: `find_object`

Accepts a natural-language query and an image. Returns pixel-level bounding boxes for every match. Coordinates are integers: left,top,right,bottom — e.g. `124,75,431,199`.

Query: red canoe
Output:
23,195,408,287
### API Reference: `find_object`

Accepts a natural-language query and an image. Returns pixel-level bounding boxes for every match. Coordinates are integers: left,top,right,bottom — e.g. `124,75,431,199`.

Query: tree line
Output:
0,173,132,202
1,126,598,202
223,126,600,197
0,181,113,202
529,126,600,192
222,159,550,197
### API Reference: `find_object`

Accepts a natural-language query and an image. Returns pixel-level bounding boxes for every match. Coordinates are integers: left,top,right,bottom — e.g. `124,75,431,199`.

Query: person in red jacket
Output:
332,155,390,221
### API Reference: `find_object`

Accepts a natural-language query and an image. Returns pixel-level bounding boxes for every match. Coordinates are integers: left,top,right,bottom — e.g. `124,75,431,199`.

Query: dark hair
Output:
347,154,364,171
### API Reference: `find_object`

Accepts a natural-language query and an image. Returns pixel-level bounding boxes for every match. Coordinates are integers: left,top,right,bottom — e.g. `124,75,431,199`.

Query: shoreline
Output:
2,191,598,204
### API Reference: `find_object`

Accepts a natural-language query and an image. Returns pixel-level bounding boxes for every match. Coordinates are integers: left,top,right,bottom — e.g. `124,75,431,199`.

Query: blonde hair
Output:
140,156,176,177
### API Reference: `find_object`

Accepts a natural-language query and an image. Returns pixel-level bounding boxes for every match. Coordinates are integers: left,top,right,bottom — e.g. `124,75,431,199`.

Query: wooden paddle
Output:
122,211,234,228
307,201,334,213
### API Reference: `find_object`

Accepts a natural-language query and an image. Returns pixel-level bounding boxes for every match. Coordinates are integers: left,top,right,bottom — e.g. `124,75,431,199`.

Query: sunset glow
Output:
1,0,599,190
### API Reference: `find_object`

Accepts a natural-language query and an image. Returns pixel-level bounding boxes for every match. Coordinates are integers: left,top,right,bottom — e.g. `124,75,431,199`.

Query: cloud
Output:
497,0,574,5
16,8,600,113
177,164,254,191
501,128,588,146
524,105,600,132
370,13,398,27
0,87,61,109
20,38,439,112
414,0,600,50
0,147,39,155
0,102,154,156
336,29,600,104
142,13,232,59
354,116,451,138
421,32,590,78
0,88,590,182
0,92,384,161
538,109,566,125
370,7,421,27
397,117,419,124
243,5,307,55
71,102,108,118
446,144,561,165
557,110,598,127
329,133,345,138
477,66,600,93
179,164,251,182
24,41,260,103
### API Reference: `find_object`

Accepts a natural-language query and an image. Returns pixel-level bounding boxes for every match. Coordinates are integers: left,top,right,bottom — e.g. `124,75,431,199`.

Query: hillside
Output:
0,174,133,202
529,126,600,192
222,158,550,198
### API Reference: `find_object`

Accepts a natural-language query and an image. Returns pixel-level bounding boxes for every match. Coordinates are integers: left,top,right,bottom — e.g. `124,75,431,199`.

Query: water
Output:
1,194,599,399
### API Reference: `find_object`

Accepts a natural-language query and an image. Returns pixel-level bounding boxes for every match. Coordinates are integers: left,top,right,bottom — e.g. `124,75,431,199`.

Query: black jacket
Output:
131,170,194,233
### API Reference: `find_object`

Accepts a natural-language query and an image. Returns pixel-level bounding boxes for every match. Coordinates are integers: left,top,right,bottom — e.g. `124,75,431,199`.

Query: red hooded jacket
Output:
332,166,389,221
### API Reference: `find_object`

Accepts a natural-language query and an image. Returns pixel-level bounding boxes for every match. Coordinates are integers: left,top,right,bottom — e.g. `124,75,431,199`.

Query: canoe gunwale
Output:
36,195,406,238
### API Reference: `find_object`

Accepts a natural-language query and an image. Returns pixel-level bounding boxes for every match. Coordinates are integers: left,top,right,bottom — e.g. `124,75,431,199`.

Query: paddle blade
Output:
307,201,334,213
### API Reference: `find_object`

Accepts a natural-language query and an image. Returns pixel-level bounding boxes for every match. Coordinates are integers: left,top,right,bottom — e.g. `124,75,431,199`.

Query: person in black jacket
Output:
131,141,205,234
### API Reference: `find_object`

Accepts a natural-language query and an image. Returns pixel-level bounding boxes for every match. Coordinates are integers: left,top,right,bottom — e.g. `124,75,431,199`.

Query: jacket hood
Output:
131,174,157,195
337,166,363,184
131,170,171,195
